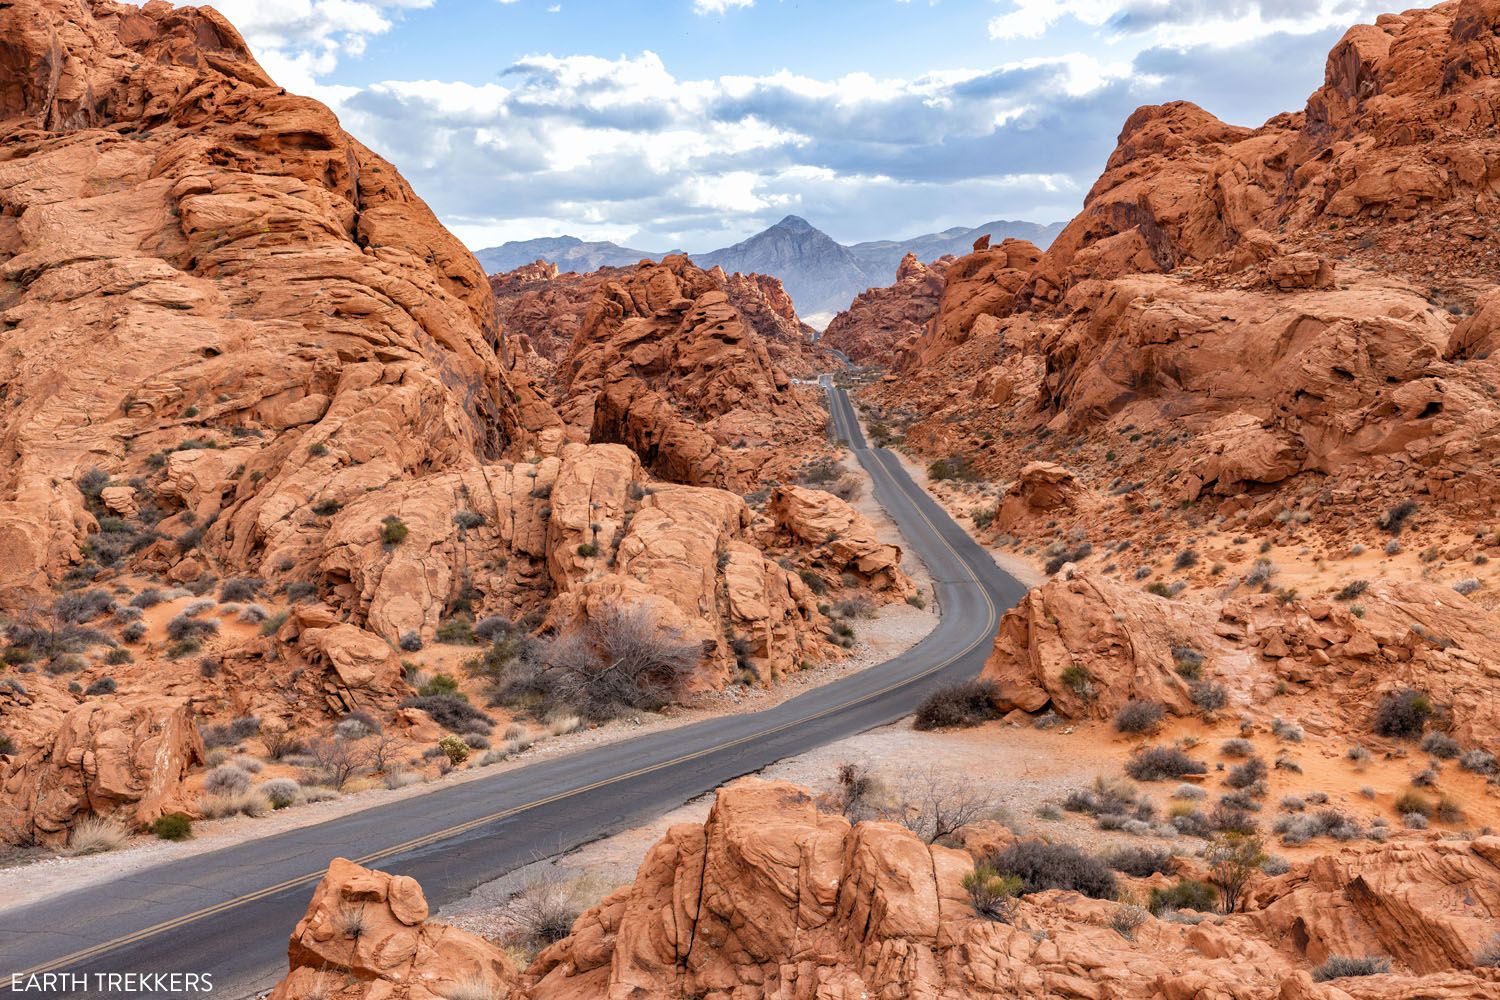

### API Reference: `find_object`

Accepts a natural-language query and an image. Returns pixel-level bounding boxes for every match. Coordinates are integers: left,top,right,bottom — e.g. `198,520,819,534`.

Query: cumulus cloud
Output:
208,0,435,91
692,0,754,13
988,0,1389,44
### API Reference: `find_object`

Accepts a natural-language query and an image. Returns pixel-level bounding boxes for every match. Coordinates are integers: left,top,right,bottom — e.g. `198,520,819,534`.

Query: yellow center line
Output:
7,383,998,984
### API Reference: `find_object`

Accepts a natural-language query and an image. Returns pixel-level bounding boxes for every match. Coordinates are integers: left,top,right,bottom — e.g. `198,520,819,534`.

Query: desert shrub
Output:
453,510,486,530
1220,738,1253,758
237,604,268,625
1453,578,1482,596
85,676,117,696
436,616,476,645
104,646,133,665
493,605,701,723
166,613,218,642
474,615,514,643
1226,756,1268,789
380,515,409,547
1394,790,1432,818
1172,646,1205,679
1064,775,1154,822
576,542,599,558
260,778,301,809
1245,558,1277,587
1174,549,1199,570
1420,732,1461,759
65,814,132,856
508,870,584,948
1208,802,1259,835
1335,579,1369,601
890,769,1002,844
418,673,460,696
1126,746,1207,781
260,612,289,636
260,727,305,760
1459,748,1497,775
1312,955,1391,982
1148,878,1217,915
1106,845,1176,877
1191,680,1228,713
913,680,1001,730
438,734,470,765
311,498,341,516
204,763,252,795
197,788,270,819
797,568,827,595
1060,664,1095,699
927,455,976,482
1205,833,1266,912
1270,718,1303,742
1114,700,1164,734
986,841,1117,900
56,589,115,624
399,693,494,733
963,863,1022,922
218,577,264,602
399,630,424,652
1474,934,1500,968
1374,688,1434,739
150,812,193,840
1379,500,1418,535
199,715,261,749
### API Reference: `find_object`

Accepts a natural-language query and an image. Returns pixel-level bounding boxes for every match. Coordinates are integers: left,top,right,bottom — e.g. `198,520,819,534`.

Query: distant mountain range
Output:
473,216,1065,320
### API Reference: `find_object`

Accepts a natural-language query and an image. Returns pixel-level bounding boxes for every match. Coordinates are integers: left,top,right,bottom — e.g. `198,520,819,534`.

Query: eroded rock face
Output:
821,253,950,365
269,857,518,1000
0,692,204,845
0,0,561,606
555,255,830,491
768,485,912,595
266,781,1500,1000
982,572,1500,745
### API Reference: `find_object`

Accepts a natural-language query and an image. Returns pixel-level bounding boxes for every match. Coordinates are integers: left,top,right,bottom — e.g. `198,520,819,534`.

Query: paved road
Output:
1,378,1028,999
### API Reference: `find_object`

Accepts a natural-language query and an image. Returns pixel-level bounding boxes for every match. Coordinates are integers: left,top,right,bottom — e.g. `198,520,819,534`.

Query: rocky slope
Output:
0,0,903,847
267,779,1500,1000
820,253,951,365
861,0,1500,592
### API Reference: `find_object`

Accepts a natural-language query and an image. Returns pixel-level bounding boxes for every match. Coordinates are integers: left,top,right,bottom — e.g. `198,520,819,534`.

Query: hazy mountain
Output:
474,236,669,274
695,216,874,316
847,219,1066,282
474,215,1063,318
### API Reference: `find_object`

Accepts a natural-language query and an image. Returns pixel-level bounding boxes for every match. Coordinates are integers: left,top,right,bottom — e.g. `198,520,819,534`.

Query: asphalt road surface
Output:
1,377,1028,999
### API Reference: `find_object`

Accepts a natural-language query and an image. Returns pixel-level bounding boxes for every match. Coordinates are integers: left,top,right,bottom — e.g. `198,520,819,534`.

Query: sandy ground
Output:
0,426,940,912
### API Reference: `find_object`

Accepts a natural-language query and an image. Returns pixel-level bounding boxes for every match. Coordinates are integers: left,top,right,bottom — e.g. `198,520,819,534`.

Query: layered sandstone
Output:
821,253,949,364
268,780,1500,1000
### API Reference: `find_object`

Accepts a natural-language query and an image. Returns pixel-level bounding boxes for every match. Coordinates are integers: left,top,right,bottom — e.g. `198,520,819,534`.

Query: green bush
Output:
1147,878,1217,915
150,812,193,840
438,734,470,765
418,673,460,696
380,515,409,547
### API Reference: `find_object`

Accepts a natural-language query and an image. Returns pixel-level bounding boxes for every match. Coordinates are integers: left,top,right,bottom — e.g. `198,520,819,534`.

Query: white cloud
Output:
692,0,753,14
987,0,1389,46
208,0,435,91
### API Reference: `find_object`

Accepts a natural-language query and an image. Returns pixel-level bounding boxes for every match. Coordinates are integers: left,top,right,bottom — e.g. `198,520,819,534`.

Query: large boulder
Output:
269,857,518,1000
0,695,204,845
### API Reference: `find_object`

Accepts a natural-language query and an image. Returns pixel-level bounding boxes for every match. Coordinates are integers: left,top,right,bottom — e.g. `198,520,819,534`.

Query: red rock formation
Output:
982,572,1500,746
557,255,830,490
0,691,204,845
269,857,518,1000
267,781,1500,1000
821,253,949,364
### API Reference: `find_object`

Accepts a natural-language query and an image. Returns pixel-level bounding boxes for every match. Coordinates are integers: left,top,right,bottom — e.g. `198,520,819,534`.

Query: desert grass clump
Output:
1126,746,1207,782
912,680,1001,731
204,763,252,795
963,863,1023,922
1374,688,1434,739
984,840,1118,900
259,778,302,809
1114,700,1165,735
1312,955,1391,982
197,788,270,819
65,814,132,856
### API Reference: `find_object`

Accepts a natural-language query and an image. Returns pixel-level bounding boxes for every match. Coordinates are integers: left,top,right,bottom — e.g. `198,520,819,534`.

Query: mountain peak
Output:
773,215,817,233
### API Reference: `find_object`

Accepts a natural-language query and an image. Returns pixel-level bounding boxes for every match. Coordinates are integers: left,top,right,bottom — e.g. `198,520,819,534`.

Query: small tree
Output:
891,768,1001,844
1206,833,1266,913
309,737,372,790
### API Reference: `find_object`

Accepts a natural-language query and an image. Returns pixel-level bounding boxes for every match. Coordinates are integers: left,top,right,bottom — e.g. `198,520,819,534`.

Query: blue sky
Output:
205,0,1396,258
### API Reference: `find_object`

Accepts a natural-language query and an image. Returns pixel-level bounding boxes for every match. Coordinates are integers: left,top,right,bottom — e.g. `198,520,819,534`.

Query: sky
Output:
196,0,1398,254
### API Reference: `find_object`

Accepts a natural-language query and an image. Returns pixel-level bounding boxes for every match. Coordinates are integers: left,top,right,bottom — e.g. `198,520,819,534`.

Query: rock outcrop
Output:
0,693,203,845
269,857,518,1000
821,253,949,364
982,573,1500,746
267,781,1500,1000
557,256,830,490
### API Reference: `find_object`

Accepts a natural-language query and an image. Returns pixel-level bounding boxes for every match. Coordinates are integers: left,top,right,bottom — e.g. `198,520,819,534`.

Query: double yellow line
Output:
8,385,997,985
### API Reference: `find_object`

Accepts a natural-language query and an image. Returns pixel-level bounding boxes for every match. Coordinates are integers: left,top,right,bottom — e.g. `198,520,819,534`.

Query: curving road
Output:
0,379,1028,999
